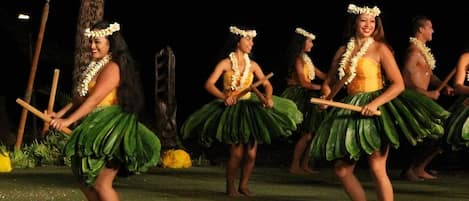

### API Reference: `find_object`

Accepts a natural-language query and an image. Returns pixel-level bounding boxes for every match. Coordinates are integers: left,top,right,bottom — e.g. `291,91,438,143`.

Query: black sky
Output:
2,0,469,125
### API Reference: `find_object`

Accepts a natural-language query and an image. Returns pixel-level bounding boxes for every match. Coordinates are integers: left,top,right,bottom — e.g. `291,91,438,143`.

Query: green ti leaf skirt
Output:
181,95,303,147
64,105,161,186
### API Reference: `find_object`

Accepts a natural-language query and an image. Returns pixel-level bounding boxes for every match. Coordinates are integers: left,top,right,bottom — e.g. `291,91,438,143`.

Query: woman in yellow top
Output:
181,26,302,197
312,3,403,201
281,27,327,174
311,4,449,201
47,21,160,201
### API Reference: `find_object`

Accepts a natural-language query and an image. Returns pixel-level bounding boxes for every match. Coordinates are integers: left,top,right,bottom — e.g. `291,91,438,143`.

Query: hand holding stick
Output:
311,97,381,116
16,98,72,135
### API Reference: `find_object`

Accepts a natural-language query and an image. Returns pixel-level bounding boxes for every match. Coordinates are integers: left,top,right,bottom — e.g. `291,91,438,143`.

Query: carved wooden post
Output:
155,46,179,149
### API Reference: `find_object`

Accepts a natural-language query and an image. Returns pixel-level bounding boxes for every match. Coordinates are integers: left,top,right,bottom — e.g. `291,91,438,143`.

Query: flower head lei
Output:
302,53,315,80
229,26,257,38
347,4,381,17
76,54,112,96
84,22,120,38
229,52,251,91
409,37,436,70
295,27,316,40
337,37,374,85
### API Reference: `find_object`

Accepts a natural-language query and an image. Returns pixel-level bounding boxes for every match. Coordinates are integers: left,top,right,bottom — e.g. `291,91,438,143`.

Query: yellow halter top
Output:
88,80,118,107
287,62,313,86
223,70,254,99
346,57,383,95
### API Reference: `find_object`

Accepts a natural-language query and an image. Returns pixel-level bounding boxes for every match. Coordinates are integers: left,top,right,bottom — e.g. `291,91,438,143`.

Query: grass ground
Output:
1,165,469,201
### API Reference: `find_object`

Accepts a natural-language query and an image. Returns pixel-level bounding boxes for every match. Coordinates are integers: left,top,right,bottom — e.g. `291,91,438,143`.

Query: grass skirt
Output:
181,95,302,147
64,105,161,186
446,95,469,150
281,86,326,134
310,89,449,161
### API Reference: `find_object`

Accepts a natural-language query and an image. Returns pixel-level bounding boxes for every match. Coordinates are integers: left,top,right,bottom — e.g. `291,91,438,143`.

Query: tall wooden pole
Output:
16,0,50,149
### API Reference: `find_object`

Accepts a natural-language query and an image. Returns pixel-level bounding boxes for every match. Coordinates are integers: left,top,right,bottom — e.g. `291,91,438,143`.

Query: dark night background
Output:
1,1,469,167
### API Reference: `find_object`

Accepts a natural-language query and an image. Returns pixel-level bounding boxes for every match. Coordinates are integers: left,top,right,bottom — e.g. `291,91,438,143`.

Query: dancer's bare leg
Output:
94,166,120,201
226,144,243,197
369,145,394,201
300,133,318,174
335,160,366,201
239,143,257,197
290,133,312,174
413,146,441,179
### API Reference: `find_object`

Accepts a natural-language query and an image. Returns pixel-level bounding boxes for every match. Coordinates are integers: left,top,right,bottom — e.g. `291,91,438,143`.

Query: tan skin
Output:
402,19,454,181
403,20,454,100
453,52,469,95
321,13,404,201
205,36,273,197
47,36,121,201
289,38,327,174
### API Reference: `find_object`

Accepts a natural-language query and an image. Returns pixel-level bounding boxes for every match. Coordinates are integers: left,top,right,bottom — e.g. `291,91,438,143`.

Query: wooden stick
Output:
16,0,51,149
235,72,274,100
311,97,381,116
16,98,72,135
436,68,456,92
326,73,351,100
42,69,60,136
251,87,268,105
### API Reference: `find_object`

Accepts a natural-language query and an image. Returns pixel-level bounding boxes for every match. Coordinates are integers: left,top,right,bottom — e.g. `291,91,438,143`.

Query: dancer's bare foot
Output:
401,169,423,181
227,184,241,197
428,169,438,176
226,189,241,197
289,167,308,174
302,167,319,174
239,188,255,197
415,170,437,179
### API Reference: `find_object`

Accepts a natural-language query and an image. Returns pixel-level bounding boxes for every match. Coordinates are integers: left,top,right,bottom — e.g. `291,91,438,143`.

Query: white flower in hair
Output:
229,26,257,38
295,28,316,40
347,4,381,17
84,22,120,38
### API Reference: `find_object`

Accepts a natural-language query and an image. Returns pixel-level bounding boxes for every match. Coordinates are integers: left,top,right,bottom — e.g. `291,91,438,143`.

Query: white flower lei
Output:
409,37,436,70
84,22,120,38
338,37,374,85
302,53,315,80
229,52,251,90
76,54,112,96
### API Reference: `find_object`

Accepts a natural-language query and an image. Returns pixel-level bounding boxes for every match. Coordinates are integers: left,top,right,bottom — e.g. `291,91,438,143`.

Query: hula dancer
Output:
47,21,161,201
181,26,302,197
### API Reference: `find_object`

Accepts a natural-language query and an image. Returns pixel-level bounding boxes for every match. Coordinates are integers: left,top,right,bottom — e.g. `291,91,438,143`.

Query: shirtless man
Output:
401,15,454,181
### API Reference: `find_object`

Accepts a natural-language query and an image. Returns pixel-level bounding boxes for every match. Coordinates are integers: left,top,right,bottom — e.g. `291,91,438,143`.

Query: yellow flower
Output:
0,150,12,173
161,149,192,169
